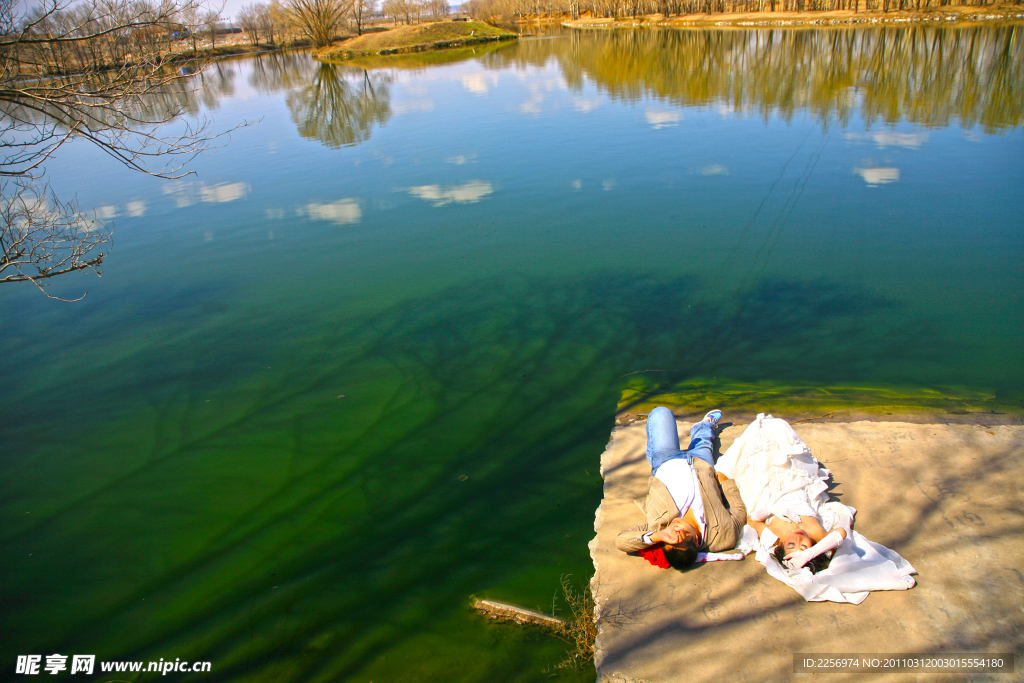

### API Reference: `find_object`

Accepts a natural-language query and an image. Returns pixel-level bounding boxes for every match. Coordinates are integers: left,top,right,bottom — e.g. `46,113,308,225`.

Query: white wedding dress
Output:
715,414,917,604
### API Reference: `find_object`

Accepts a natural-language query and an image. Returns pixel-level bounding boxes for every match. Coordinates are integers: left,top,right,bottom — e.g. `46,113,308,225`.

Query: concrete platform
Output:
590,418,1024,682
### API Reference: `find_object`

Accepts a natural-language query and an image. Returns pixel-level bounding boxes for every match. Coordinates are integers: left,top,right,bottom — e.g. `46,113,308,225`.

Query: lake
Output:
2,24,1022,682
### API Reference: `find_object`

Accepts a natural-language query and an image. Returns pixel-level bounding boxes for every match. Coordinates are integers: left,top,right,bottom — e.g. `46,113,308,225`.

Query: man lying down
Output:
616,408,917,604
615,408,747,570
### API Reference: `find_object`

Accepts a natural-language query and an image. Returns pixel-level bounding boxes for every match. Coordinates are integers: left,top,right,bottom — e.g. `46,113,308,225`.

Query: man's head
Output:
660,517,701,570
663,536,699,569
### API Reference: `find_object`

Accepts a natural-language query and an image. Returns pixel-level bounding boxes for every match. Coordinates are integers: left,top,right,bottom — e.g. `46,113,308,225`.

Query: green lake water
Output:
2,25,1023,682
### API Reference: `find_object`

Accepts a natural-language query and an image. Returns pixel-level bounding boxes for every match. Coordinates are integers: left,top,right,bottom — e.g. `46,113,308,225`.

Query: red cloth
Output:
638,545,670,569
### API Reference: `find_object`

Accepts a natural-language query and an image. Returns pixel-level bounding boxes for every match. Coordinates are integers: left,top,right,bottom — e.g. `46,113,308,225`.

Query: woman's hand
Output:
782,547,819,570
751,505,799,523
784,530,845,569
769,504,803,524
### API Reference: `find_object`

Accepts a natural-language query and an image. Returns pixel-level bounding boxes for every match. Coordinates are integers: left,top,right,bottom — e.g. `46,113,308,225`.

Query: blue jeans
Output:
646,406,716,475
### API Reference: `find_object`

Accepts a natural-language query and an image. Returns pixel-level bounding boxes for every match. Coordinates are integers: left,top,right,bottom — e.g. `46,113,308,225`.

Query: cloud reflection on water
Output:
461,73,498,95
854,167,901,186
846,131,928,148
163,181,251,208
125,200,148,217
301,199,362,224
406,181,493,206
93,200,147,219
645,108,681,128
698,165,730,176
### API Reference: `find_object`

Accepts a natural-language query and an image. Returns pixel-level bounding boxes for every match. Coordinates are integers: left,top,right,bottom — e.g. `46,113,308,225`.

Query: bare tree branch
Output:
0,179,109,301
0,0,253,299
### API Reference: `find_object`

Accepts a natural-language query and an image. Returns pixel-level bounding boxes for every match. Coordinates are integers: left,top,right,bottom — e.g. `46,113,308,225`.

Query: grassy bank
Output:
558,3,1024,27
164,41,310,63
24,40,307,79
30,40,313,79
618,377,1024,424
315,21,517,59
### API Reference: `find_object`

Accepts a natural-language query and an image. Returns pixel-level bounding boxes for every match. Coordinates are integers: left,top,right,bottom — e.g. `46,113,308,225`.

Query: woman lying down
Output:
746,489,852,575
715,413,917,604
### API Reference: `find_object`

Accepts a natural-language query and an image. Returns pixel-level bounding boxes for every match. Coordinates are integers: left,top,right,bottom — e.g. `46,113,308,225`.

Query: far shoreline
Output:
542,3,1024,29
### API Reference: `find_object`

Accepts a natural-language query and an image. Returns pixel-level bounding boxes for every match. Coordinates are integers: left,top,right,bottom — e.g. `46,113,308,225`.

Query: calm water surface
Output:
2,25,1023,682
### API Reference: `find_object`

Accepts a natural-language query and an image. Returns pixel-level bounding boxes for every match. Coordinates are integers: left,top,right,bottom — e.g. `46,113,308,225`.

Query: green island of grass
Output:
315,21,517,60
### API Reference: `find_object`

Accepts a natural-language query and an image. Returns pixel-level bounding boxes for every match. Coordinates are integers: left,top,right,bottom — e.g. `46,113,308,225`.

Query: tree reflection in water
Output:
487,25,1023,132
9,49,397,155
103,23,1020,153
0,64,230,132
286,63,393,148
38,25,1016,150
249,50,319,93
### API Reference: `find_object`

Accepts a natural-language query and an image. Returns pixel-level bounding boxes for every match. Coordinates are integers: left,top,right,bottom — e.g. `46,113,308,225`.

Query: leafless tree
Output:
178,1,204,52
350,0,376,35
0,0,244,299
259,2,281,43
381,0,403,23
203,1,225,47
241,1,289,44
270,1,295,42
381,0,416,24
288,0,351,48
425,0,449,19
238,2,263,43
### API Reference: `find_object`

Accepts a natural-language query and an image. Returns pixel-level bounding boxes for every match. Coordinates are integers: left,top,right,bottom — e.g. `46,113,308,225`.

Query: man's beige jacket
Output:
616,458,747,553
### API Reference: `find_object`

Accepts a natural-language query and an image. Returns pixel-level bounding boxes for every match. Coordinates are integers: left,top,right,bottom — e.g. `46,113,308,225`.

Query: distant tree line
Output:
464,0,1018,22
380,0,451,25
